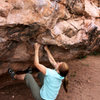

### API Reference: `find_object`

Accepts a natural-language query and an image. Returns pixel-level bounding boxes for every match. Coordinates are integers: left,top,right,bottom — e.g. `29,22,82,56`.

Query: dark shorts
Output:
24,73,44,100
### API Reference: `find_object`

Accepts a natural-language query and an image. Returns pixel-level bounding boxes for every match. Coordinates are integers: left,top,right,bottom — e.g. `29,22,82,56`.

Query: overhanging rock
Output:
0,0,100,75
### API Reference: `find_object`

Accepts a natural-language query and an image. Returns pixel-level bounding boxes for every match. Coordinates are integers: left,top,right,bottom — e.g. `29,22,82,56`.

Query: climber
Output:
8,43,69,100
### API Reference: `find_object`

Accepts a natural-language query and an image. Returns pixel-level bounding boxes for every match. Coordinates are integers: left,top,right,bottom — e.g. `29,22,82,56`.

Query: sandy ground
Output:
0,55,100,100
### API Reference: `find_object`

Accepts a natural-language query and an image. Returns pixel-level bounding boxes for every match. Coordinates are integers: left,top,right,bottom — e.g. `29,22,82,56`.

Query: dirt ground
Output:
0,55,100,100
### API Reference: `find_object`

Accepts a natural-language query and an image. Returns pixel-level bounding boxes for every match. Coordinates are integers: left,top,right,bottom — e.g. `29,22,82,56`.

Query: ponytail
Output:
62,76,68,93
58,62,69,92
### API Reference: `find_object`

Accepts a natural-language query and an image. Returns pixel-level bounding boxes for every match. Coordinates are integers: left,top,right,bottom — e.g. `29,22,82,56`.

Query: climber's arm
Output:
44,46,57,68
34,43,46,75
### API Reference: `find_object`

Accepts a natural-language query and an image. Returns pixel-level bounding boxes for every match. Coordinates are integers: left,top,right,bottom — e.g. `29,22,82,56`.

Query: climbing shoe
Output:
8,68,16,80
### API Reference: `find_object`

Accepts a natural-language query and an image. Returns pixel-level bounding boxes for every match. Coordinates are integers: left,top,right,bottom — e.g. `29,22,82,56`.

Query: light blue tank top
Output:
40,68,64,100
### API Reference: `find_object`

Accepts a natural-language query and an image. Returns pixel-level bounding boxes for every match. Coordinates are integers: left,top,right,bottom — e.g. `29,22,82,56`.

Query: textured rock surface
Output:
0,0,100,75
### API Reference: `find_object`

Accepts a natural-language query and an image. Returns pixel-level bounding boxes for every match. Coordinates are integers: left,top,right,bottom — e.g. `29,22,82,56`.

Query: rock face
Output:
0,0,100,75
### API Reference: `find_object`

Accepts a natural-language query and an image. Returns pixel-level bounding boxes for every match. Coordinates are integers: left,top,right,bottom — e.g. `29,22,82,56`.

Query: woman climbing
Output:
8,43,69,100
